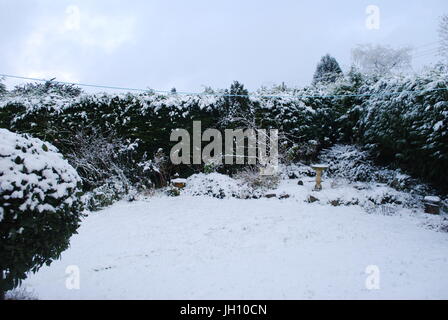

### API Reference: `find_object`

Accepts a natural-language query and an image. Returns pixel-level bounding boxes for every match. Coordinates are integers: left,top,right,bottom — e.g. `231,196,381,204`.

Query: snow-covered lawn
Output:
19,179,448,299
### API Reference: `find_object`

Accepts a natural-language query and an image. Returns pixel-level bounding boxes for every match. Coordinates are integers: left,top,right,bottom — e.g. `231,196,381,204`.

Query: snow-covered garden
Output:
2,141,446,299
15,173,448,299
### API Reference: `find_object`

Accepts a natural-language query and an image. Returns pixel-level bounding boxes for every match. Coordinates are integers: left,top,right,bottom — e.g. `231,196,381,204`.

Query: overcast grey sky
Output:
0,0,446,92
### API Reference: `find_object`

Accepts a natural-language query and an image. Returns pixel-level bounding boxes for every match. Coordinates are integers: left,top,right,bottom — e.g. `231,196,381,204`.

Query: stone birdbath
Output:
311,164,329,191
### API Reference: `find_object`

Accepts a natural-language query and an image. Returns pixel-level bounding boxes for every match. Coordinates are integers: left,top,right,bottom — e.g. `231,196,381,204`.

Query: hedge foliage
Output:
0,66,447,193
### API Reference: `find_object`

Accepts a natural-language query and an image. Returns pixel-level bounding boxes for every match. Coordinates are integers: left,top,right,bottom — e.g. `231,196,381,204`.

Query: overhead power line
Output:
413,49,440,60
413,47,439,55
412,41,440,51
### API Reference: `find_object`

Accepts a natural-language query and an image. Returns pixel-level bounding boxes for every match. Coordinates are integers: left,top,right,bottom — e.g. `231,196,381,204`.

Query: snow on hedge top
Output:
0,92,80,113
0,129,82,218
0,91,221,115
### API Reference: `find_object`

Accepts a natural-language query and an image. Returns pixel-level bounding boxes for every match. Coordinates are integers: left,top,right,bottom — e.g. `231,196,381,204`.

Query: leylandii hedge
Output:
355,65,448,189
0,83,339,189
0,67,447,192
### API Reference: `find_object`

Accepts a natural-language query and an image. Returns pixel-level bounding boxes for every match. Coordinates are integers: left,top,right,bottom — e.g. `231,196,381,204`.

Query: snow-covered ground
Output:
17,179,448,300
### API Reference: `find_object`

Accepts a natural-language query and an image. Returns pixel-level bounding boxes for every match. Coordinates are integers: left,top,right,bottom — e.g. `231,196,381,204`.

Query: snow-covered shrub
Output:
0,129,84,297
150,148,173,187
5,287,37,300
285,140,321,163
166,187,181,197
439,218,448,233
280,162,315,180
61,128,136,190
82,178,129,211
319,144,433,195
365,189,410,206
203,162,222,174
306,180,420,210
233,166,280,191
319,145,377,182
184,173,258,199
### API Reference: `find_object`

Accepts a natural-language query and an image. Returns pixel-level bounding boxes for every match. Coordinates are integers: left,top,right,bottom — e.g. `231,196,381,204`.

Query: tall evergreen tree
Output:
312,54,343,85
222,81,251,123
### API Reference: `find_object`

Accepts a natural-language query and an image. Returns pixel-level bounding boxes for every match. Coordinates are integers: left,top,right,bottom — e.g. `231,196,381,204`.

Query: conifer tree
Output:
312,54,343,85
